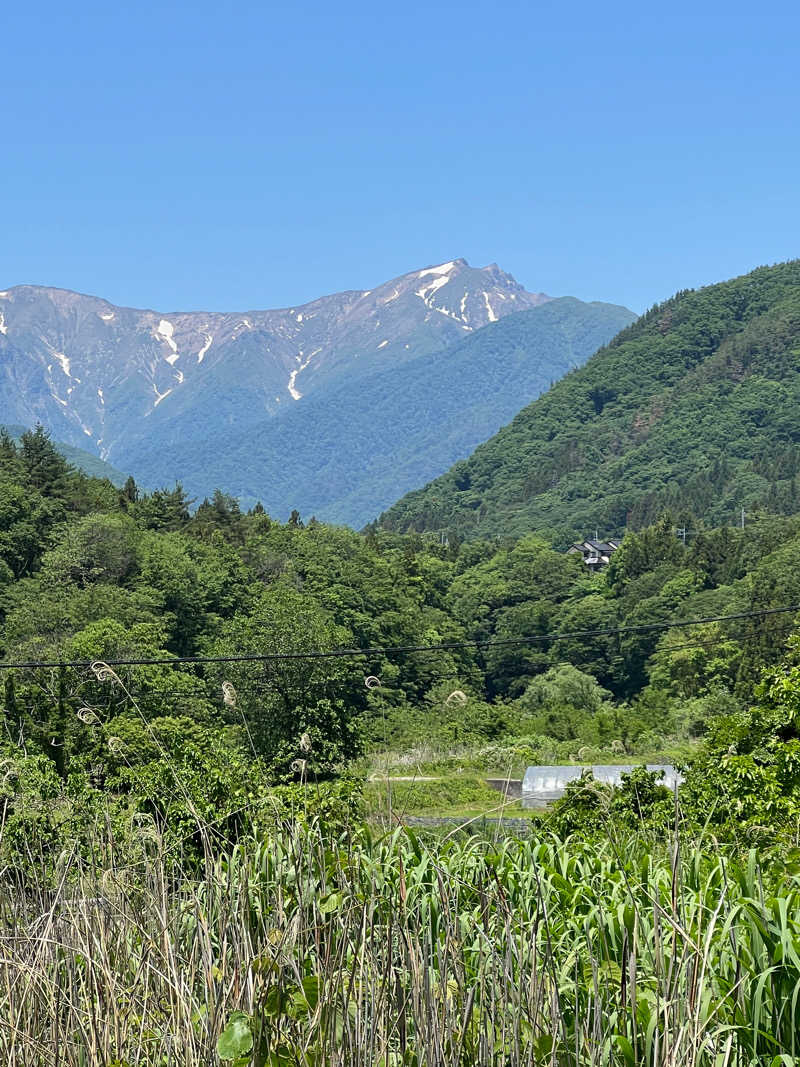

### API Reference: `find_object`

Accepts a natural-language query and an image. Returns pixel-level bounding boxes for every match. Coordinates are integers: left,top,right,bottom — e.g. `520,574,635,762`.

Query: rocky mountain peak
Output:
0,263,635,526
0,259,552,459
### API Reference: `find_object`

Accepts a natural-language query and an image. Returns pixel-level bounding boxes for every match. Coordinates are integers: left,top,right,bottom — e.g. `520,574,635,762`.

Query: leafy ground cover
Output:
364,771,527,821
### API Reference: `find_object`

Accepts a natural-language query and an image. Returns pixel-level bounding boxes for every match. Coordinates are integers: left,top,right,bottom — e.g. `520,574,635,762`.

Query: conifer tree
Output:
19,426,70,496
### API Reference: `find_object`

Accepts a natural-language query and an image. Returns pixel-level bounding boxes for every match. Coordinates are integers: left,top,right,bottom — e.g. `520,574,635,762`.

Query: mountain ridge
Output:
0,260,634,525
123,296,635,525
0,258,550,462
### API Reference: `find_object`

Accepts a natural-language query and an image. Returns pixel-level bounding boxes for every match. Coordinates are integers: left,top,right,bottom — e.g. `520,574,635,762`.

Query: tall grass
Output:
1,819,798,1064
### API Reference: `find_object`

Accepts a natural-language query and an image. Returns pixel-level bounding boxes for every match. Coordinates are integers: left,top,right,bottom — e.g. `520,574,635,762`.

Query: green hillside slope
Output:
380,260,800,544
124,297,634,526
1,425,128,486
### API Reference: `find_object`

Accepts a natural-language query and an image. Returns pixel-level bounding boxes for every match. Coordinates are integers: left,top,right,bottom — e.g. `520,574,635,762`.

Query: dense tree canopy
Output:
380,260,800,544
3,426,800,855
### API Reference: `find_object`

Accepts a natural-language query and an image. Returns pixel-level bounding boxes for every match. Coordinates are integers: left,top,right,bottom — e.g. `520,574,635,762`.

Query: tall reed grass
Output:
1,818,798,1065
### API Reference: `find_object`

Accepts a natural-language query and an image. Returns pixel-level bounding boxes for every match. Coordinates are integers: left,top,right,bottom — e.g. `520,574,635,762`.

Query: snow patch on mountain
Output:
0,313,6,335
288,345,323,400
99,312,115,321
418,261,457,279
288,354,313,399
482,292,498,323
432,304,467,325
157,320,181,365
416,275,451,302
54,352,72,377
197,333,213,363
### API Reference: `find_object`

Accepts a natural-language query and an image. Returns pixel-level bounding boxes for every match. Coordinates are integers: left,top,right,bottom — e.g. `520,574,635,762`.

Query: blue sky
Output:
2,0,798,314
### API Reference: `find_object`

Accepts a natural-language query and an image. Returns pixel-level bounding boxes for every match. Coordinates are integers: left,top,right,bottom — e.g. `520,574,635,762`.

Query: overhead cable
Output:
0,603,797,670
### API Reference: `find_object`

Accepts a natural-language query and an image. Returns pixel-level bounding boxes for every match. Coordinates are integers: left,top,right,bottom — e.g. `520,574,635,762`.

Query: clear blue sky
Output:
2,0,798,314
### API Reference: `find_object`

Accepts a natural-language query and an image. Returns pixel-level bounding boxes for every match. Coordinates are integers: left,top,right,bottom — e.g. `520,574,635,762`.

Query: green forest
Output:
6,421,800,844
3,414,800,1061
381,259,800,545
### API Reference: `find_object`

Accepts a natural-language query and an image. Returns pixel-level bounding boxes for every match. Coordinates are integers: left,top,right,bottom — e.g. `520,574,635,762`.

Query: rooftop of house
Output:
568,537,622,555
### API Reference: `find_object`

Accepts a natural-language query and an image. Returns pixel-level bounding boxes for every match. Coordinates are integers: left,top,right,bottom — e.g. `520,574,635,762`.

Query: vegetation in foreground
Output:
3,818,799,1066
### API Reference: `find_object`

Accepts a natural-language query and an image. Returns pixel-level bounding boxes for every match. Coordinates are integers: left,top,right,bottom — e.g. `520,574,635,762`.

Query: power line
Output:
0,603,798,671
647,621,796,658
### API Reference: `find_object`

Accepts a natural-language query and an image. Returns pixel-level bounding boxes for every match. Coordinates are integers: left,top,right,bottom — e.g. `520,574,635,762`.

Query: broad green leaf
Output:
613,1035,635,1067
217,1012,253,1061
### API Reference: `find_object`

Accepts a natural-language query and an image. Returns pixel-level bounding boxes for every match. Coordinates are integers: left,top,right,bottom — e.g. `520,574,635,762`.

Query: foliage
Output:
681,635,800,843
547,766,675,838
206,585,363,779
4,424,800,857
381,259,800,542
4,410,800,1062
1,422,127,484
4,819,800,1064
364,772,501,818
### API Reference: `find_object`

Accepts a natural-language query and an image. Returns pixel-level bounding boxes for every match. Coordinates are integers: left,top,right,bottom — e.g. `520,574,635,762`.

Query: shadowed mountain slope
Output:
125,296,634,525
0,263,632,523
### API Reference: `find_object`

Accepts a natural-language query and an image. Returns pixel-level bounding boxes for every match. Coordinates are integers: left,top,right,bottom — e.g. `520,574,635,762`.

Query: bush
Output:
548,766,675,838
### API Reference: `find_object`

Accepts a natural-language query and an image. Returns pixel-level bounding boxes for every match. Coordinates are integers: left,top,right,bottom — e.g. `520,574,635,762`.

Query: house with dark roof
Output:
566,537,622,570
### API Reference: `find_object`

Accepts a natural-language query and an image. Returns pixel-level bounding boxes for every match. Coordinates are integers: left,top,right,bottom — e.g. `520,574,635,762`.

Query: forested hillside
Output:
4,427,800,839
1,423,127,485
380,259,800,543
7,429,800,1064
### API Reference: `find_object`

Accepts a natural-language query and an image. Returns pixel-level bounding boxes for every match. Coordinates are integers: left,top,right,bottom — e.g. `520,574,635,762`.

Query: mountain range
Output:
380,259,800,544
0,261,634,524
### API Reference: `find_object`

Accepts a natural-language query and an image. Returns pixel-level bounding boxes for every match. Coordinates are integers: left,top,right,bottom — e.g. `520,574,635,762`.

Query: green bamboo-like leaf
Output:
319,891,343,915
613,1034,635,1066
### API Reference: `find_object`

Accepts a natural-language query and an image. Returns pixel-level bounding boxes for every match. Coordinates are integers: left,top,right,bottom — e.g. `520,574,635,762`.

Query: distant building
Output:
567,537,622,570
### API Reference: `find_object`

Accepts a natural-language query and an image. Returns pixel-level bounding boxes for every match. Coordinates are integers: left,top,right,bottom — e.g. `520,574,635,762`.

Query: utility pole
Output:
677,526,687,546
741,507,746,530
